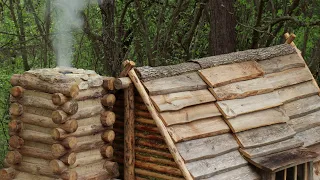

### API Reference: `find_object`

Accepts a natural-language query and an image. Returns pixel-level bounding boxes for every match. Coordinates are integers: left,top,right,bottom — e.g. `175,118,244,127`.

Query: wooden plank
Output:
143,72,207,95
266,67,313,90
159,102,221,126
167,117,230,143
235,124,296,148
246,148,318,172
276,81,319,103
176,133,239,162
226,107,289,133
186,150,248,179
151,89,215,112
258,53,305,74
295,126,320,147
288,110,320,133
216,92,283,118
307,143,320,162
282,95,320,119
210,77,274,100
198,61,264,87
239,138,304,158
203,166,260,180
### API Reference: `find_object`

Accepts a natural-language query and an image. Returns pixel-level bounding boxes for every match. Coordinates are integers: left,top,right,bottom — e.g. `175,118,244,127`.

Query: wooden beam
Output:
124,84,135,180
285,33,296,45
115,77,132,90
128,68,193,180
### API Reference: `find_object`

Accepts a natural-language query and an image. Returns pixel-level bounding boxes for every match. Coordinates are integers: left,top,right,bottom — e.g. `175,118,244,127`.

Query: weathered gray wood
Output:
151,89,216,112
211,77,274,100
282,95,320,119
235,124,296,148
276,81,319,103
167,117,230,142
258,53,305,74
307,143,320,162
261,172,276,180
159,102,221,126
203,166,260,180
186,150,248,179
135,44,295,81
266,67,313,90
239,138,304,158
216,92,283,118
246,148,318,172
288,110,320,133
176,133,239,162
198,61,264,87
226,107,289,133
294,126,320,147
143,72,207,95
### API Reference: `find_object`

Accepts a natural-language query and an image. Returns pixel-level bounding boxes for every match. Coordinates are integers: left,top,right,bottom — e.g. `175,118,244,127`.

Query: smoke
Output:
53,0,87,67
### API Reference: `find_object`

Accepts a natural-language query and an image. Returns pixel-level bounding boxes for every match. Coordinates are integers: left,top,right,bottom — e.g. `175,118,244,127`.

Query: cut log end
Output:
9,135,24,149
52,93,68,106
103,77,116,91
114,77,132,90
8,120,22,134
61,170,78,180
9,103,23,116
52,110,68,124
62,137,78,149
101,130,115,143
6,151,22,165
100,111,116,126
60,152,76,165
104,161,119,177
100,145,114,158
69,84,80,98
101,94,116,107
10,86,24,98
61,100,78,115
52,144,68,158
0,168,16,180
50,159,68,174
59,119,78,133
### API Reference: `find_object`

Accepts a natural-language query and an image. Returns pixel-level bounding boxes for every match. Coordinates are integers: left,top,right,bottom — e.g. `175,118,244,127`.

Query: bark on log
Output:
135,168,184,180
124,84,135,180
8,120,22,134
100,145,114,158
101,94,116,107
52,124,106,140
50,159,68,174
19,130,58,144
135,160,182,176
75,87,106,101
104,161,119,177
73,135,106,152
60,152,76,165
115,77,132,90
101,130,115,142
135,44,296,81
6,151,22,165
70,151,106,169
59,119,78,133
19,145,54,160
19,112,57,128
103,77,116,91
52,110,68,124
100,111,116,126
9,103,23,116
0,168,16,180
135,146,173,159
9,135,24,149
128,69,192,179
120,60,136,77
10,86,24,98
10,74,79,97
136,154,177,167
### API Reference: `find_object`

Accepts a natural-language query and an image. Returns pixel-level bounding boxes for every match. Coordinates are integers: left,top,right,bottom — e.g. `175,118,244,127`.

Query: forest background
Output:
0,0,319,166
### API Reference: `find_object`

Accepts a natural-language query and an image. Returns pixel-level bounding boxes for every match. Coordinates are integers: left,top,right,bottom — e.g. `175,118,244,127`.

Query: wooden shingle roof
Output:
134,43,320,179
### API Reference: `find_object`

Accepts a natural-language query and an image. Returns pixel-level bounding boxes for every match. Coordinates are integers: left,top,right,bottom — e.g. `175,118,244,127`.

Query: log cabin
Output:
114,33,320,180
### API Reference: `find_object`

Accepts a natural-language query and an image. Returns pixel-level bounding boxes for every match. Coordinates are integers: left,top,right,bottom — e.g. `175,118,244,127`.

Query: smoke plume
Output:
53,0,87,67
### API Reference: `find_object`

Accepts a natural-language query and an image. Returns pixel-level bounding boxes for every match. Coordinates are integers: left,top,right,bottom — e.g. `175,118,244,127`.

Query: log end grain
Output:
52,93,68,106
60,152,76,165
10,86,24,98
6,151,22,165
100,111,116,126
70,84,80,98
59,119,78,133
61,100,78,115
8,120,22,134
104,161,119,177
101,94,116,107
52,144,67,158
61,170,78,180
61,137,78,149
52,110,68,124
50,159,67,174
101,130,115,143
0,168,16,180
8,136,24,149
103,77,116,91
9,103,23,116
100,145,114,158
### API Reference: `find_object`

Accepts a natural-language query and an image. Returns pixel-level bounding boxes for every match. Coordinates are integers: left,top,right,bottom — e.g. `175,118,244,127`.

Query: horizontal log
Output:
59,119,78,133
50,159,68,174
52,124,106,140
77,171,116,180
77,115,100,126
103,77,116,91
52,137,77,158
6,151,22,165
135,160,182,176
19,112,57,128
19,145,54,160
135,146,173,159
100,145,114,158
10,74,79,97
23,106,53,117
61,137,78,149
10,86,24,98
135,131,164,141
70,150,106,168
14,171,56,180
52,93,68,106
135,117,156,125
135,124,160,134
115,77,132,90
60,152,76,165
136,153,177,167
104,161,119,177
8,135,24,149
0,168,16,180
136,139,168,150
135,110,152,119
75,87,106,101
135,168,184,180
61,170,78,180
9,103,23,116
101,94,116,107
22,123,51,134
19,130,58,144
73,133,106,152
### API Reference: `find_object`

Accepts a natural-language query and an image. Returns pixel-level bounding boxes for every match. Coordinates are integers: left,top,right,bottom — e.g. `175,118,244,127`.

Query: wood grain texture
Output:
210,77,274,100
288,110,320,133
186,150,247,179
246,148,318,172
239,138,304,158
176,133,239,162
295,126,320,147
203,166,260,180
282,95,320,119
143,72,207,95
151,89,215,112
258,53,305,74
226,107,289,133
235,124,296,148
198,61,264,87
276,81,319,103
216,92,283,118
167,117,230,143
159,102,221,126
266,67,313,90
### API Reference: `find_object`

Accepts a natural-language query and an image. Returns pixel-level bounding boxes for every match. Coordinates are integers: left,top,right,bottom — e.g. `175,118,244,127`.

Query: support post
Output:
124,84,135,180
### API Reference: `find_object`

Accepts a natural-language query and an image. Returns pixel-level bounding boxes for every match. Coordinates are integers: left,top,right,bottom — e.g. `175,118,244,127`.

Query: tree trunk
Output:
208,0,236,55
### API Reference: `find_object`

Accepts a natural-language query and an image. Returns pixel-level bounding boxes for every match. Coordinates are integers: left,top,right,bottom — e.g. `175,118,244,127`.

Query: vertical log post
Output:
124,84,135,180
127,67,193,180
